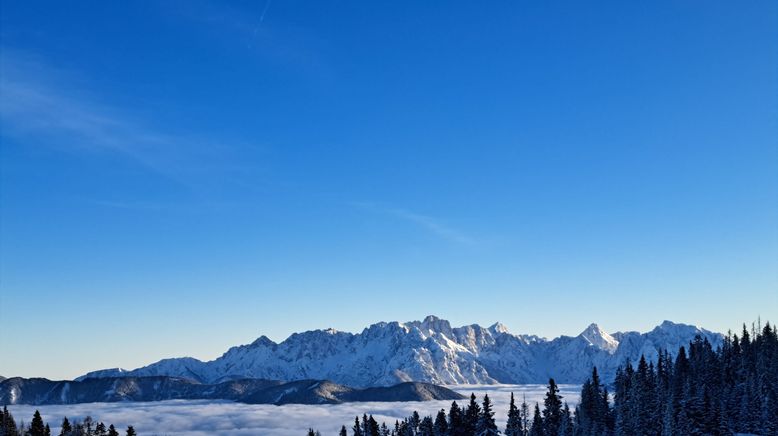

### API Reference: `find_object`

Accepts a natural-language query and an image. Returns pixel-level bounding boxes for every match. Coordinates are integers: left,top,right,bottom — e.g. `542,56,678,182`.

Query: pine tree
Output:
59,417,72,436
521,395,531,436
530,404,545,436
505,392,522,436
367,415,380,436
107,425,119,436
29,410,46,436
433,409,448,436
124,426,136,436
465,393,481,435
339,425,347,436
560,403,573,436
1,406,20,436
353,416,363,436
307,429,316,436
476,393,498,435
449,401,466,436
543,379,563,436
45,424,51,436
418,416,434,436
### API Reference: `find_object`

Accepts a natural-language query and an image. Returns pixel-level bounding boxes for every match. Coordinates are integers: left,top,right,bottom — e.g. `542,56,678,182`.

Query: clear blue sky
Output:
1,1,776,380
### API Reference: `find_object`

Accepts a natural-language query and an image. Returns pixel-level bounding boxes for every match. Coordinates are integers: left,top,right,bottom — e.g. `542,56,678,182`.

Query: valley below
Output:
7,384,582,436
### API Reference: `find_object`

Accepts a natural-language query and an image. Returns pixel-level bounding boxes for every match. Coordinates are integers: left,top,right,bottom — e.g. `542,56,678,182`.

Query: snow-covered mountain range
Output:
78,316,722,387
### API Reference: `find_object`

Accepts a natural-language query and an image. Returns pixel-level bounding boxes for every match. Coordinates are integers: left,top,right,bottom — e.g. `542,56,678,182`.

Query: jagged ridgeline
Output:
74,316,723,387
0,406,134,436
319,321,777,436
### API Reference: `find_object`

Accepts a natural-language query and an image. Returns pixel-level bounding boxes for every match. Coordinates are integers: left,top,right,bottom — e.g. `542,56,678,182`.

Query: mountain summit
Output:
78,317,721,387
578,323,619,353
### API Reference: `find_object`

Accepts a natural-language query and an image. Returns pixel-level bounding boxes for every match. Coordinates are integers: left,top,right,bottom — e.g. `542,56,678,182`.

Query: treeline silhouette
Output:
323,321,777,436
0,407,135,436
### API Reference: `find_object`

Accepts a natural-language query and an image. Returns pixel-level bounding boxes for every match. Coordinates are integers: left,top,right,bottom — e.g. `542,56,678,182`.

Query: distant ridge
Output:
0,376,464,406
77,317,722,387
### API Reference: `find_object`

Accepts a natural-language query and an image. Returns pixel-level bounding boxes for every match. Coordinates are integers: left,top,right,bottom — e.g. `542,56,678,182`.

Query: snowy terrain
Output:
8,384,581,436
79,316,722,386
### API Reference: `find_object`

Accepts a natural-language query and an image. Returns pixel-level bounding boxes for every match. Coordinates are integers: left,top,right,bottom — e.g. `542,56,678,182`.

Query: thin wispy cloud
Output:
0,52,256,188
353,202,479,245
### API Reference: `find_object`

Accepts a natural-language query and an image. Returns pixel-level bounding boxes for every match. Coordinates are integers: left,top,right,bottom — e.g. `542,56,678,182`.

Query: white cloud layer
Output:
8,384,580,435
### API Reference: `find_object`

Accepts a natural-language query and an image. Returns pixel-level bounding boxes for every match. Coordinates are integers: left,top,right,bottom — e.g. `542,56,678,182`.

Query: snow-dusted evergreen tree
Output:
418,415,434,436
433,409,448,436
465,393,481,435
560,404,573,436
29,411,45,436
449,401,466,436
529,404,544,436
1,406,20,436
476,393,498,435
520,395,531,436
58,417,72,436
542,379,563,436
505,392,522,436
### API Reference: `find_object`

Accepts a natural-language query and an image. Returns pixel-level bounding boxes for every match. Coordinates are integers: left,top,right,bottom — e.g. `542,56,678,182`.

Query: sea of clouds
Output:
9,384,581,435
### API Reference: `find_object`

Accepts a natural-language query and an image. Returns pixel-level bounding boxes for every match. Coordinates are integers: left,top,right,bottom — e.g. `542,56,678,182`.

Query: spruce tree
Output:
433,409,448,436
125,426,136,436
107,425,119,436
529,404,545,436
476,393,498,434
29,410,46,436
449,401,466,436
543,379,563,436
520,395,531,436
560,403,573,436
1,406,20,436
353,416,363,436
59,417,72,436
367,415,380,436
339,425,347,436
505,392,522,436
465,393,481,435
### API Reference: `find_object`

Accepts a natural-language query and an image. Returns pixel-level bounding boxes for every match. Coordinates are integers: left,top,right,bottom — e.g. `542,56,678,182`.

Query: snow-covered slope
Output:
78,316,722,387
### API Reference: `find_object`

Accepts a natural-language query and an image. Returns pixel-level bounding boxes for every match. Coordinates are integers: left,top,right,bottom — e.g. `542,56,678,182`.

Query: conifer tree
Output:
449,401,466,436
418,416,434,436
1,406,20,436
59,417,72,436
543,379,563,436
560,403,573,436
529,404,544,436
433,409,448,436
505,392,522,436
29,410,46,436
520,395,531,436
367,415,380,436
339,425,347,436
124,426,136,436
476,393,498,434
353,416,363,436
465,393,481,435
107,425,119,436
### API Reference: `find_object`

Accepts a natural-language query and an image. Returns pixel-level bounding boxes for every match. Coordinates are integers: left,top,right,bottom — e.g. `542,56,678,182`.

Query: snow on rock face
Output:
578,323,620,354
77,317,723,387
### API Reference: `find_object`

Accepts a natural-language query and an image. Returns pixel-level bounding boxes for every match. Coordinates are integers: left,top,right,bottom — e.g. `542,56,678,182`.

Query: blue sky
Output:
1,1,776,380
